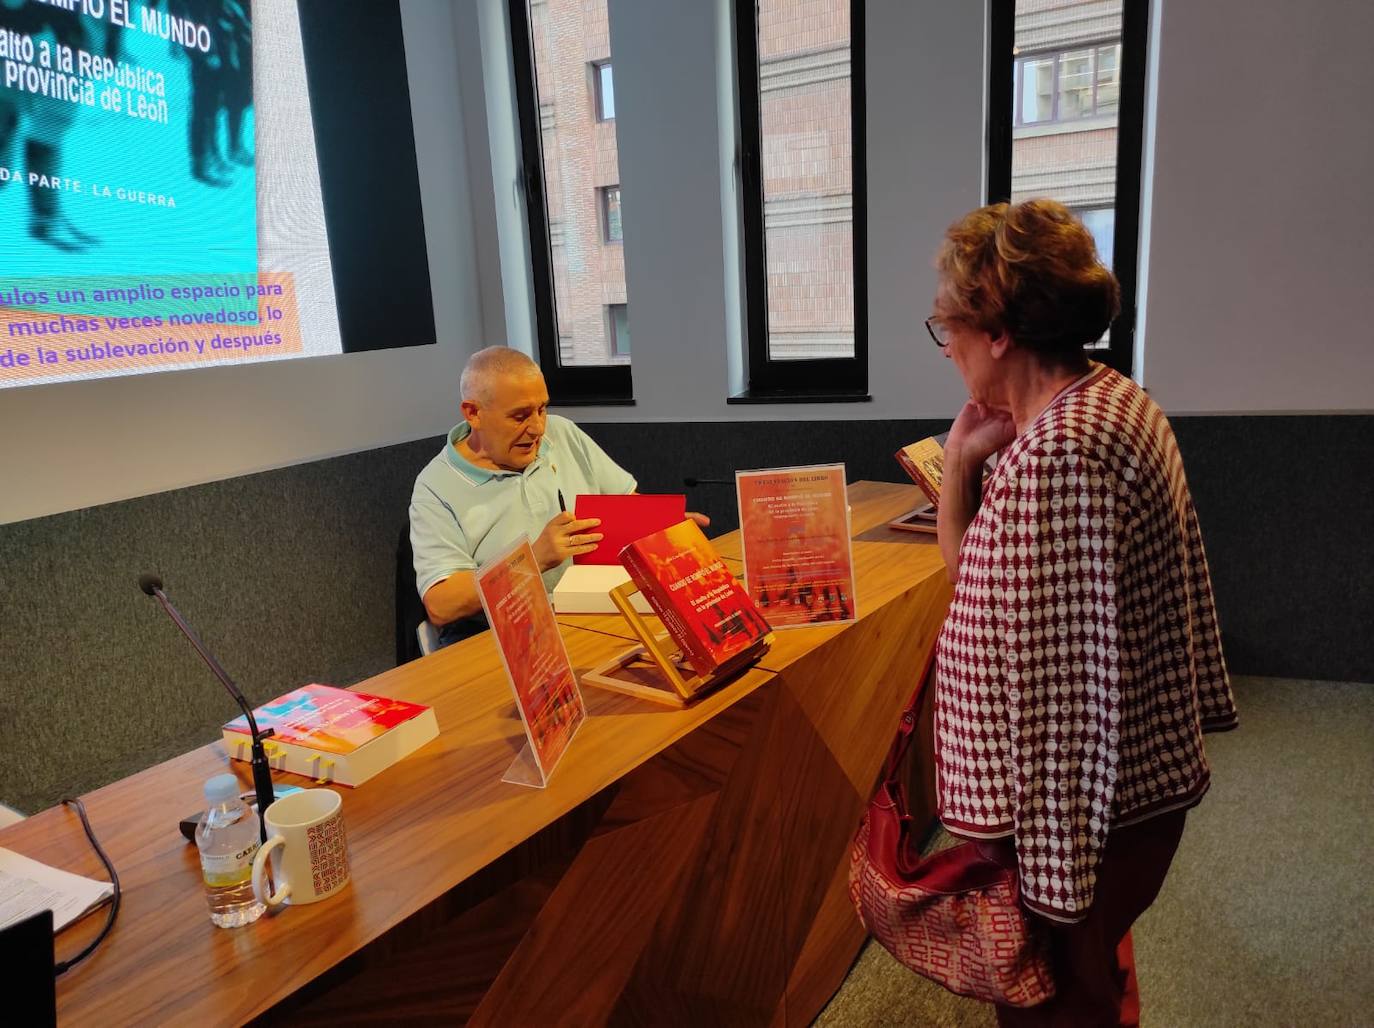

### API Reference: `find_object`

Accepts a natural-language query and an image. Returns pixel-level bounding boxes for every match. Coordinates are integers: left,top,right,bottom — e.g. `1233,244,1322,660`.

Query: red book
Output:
573,493,686,565
222,684,438,787
895,438,945,509
619,520,770,678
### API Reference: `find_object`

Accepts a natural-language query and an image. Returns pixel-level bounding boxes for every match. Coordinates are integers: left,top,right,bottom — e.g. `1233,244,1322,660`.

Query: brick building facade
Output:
1011,0,1123,261
529,0,1120,366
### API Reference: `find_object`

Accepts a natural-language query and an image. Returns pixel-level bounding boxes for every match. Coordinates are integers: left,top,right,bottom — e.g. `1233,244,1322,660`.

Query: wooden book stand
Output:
582,581,770,708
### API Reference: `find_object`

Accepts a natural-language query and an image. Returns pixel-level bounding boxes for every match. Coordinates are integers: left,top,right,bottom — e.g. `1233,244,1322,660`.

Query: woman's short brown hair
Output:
936,199,1121,363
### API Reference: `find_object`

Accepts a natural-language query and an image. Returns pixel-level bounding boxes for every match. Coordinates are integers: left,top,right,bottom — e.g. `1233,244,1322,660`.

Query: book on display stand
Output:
582,520,772,708
889,437,945,534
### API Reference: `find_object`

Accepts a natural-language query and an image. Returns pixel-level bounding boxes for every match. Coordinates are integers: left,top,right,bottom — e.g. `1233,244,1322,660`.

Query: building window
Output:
608,303,630,356
601,186,623,243
1014,43,1122,126
508,0,633,403
732,0,868,401
593,60,615,121
1076,206,1116,271
989,0,1147,376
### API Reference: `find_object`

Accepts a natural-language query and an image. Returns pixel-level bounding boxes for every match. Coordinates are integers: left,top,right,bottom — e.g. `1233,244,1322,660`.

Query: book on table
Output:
572,493,686,565
619,519,771,684
891,437,945,534
222,684,438,787
895,438,945,506
552,563,653,615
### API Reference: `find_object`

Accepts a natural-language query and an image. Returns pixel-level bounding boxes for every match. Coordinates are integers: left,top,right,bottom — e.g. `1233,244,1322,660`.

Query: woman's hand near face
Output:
946,401,1016,469
937,402,1015,583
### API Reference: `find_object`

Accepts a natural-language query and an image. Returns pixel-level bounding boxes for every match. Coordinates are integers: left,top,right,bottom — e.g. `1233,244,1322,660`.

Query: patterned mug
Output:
251,788,350,909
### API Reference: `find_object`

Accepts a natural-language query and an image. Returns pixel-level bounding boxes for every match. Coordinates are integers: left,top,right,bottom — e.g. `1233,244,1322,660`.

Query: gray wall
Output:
0,437,435,815
1140,0,1374,411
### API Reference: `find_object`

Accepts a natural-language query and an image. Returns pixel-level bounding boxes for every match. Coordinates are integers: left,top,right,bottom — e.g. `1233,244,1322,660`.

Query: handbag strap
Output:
880,642,939,789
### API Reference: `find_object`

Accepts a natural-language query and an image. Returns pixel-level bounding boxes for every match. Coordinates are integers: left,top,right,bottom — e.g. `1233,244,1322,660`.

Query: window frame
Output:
600,185,623,244
1012,43,1122,127
730,0,869,403
608,303,630,357
592,59,615,122
987,0,1149,378
507,0,633,405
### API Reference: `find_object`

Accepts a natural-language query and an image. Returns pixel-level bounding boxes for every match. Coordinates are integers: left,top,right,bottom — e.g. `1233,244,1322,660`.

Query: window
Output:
1076,206,1115,270
732,0,868,401
1013,44,1122,126
508,0,632,402
593,60,615,121
601,186,623,243
988,0,1147,375
608,303,630,357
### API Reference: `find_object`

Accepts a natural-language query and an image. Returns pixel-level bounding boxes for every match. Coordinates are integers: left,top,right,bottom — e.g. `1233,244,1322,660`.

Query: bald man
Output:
409,347,636,647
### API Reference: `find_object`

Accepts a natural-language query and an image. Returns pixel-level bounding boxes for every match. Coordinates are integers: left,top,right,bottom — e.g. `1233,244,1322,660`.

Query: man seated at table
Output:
410,346,664,647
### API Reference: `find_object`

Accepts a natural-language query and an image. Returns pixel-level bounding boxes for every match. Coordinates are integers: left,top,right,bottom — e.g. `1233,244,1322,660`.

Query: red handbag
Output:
847,685,1056,1008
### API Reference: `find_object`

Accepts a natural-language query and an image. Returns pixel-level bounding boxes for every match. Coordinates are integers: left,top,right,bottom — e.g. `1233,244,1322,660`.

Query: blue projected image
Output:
0,0,255,278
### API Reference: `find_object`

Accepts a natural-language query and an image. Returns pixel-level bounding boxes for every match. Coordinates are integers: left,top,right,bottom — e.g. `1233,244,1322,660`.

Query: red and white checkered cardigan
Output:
935,364,1238,923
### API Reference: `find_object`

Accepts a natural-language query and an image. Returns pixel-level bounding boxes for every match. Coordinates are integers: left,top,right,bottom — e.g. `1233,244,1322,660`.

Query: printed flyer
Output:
476,538,585,787
736,464,857,629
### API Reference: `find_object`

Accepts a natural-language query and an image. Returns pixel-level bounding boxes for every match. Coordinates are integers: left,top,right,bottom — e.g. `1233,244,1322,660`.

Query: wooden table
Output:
2,482,950,1026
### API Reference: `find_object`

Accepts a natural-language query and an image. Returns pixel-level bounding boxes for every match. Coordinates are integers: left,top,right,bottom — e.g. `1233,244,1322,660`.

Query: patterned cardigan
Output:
935,364,1238,923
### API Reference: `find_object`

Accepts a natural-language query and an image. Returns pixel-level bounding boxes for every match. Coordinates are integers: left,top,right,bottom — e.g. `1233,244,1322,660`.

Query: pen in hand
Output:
557,489,567,513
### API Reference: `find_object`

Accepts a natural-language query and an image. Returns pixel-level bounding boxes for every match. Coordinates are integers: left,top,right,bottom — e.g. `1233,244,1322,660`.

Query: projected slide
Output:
0,0,435,390
0,0,300,385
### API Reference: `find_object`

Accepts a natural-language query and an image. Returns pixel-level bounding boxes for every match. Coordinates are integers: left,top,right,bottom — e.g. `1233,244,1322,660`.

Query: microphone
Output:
139,573,276,841
683,476,734,488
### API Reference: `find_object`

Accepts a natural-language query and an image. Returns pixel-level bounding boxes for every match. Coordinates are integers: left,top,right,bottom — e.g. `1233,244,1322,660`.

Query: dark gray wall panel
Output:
2,415,1368,813
1168,416,1373,683
0,437,438,814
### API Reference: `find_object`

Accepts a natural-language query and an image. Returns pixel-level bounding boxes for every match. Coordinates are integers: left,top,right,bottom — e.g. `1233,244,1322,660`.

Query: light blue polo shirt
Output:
409,414,637,599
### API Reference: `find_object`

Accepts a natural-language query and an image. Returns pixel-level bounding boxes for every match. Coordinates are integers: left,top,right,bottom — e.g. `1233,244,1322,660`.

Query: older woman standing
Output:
930,199,1237,1026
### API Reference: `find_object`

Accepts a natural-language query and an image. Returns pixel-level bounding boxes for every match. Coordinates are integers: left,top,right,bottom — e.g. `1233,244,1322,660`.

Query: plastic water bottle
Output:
194,774,266,928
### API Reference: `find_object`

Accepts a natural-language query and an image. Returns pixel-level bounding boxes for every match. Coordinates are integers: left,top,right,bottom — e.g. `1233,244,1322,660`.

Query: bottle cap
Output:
204,774,241,805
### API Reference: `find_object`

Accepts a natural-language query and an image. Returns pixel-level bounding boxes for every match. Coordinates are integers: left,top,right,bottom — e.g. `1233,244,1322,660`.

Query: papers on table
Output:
552,563,653,614
0,847,114,933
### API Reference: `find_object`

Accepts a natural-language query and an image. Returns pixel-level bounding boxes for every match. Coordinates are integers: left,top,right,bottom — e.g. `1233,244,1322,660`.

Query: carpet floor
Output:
815,676,1374,1027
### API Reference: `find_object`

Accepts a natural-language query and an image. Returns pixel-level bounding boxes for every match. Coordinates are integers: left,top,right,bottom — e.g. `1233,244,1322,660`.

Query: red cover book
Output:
619,520,770,678
895,438,945,509
573,493,686,565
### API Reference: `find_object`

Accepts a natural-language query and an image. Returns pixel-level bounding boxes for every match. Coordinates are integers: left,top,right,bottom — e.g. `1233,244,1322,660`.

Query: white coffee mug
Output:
251,788,350,909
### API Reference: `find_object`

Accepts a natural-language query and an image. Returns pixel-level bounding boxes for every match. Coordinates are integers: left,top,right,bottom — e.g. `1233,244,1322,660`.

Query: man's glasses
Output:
925,315,952,348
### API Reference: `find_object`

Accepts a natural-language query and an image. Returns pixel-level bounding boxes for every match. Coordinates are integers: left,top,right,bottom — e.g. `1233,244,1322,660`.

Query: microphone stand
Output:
141,576,275,842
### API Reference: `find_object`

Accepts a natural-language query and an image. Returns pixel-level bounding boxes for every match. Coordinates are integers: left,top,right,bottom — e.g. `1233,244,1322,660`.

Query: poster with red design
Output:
476,539,585,788
736,464,857,629
620,520,770,680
